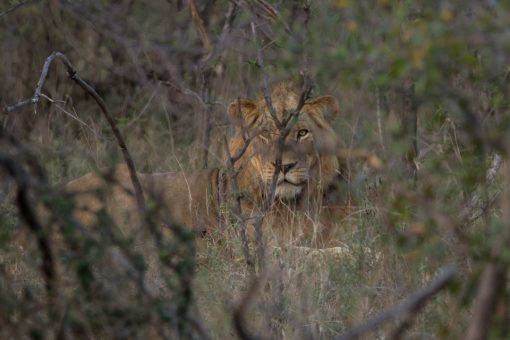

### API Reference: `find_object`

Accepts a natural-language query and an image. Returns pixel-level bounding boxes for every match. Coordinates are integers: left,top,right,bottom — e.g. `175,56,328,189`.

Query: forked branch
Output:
5,52,145,211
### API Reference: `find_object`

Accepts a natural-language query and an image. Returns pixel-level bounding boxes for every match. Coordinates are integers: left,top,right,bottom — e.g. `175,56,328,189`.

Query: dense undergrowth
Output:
1,1,510,339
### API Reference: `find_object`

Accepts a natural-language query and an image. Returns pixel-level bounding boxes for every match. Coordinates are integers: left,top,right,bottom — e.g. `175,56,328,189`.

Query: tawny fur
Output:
65,82,350,248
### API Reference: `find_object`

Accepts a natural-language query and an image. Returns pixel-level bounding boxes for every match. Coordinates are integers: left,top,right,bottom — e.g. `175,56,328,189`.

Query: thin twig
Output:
251,22,280,127
39,93,100,138
223,135,254,269
5,52,145,211
337,265,457,340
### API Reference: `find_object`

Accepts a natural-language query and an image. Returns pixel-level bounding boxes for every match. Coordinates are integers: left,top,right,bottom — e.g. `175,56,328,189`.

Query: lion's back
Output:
66,165,221,236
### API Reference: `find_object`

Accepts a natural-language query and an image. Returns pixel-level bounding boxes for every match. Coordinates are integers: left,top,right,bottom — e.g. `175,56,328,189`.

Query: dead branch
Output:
5,52,145,211
337,265,457,340
196,2,238,168
250,22,280,127
223,135,254,269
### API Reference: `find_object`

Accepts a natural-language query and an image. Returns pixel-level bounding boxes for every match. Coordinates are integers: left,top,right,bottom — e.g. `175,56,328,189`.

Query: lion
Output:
226,82,344,246
7,81,380,300
61,82,376,251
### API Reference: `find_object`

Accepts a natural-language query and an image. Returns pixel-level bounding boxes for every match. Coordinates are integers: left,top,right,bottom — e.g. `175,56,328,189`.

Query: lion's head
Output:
227,82,340,204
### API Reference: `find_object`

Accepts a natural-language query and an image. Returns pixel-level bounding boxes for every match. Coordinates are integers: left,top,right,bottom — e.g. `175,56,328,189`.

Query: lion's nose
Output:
272,161,297,174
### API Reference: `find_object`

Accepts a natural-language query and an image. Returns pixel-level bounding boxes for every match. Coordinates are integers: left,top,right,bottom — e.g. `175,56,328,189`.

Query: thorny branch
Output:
337,265,457,340
4,52,146,212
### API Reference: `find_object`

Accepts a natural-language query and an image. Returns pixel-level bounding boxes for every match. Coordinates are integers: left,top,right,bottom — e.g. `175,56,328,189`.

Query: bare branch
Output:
281,78,313,127
337,265,456,340
223,135,254,269
5,52,145,211
250,22,280,128
39,93,100,138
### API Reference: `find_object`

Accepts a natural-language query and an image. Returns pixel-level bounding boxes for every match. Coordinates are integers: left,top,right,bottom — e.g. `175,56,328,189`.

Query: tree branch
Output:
5,52,145,212
223,135,255,269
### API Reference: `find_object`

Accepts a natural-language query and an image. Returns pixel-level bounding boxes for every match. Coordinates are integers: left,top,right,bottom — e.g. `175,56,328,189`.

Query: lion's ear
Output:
227,99,259,126
306,95,339,121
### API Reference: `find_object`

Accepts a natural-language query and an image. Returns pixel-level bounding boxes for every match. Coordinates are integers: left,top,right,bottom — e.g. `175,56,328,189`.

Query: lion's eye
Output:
297,129,309,139
258,130,271,143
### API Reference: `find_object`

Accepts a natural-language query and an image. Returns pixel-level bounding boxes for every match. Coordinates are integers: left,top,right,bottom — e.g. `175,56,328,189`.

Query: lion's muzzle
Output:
269,161,308,200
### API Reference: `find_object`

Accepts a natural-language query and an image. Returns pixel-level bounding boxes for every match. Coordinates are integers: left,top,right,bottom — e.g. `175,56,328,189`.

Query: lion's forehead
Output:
255,111,315,133
255,92,301,120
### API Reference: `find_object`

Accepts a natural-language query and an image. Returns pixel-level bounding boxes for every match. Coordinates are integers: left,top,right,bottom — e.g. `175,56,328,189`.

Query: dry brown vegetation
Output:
1,1,510,339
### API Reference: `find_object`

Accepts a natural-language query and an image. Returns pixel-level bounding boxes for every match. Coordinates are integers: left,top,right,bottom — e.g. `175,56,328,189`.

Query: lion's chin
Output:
274,182,303,200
